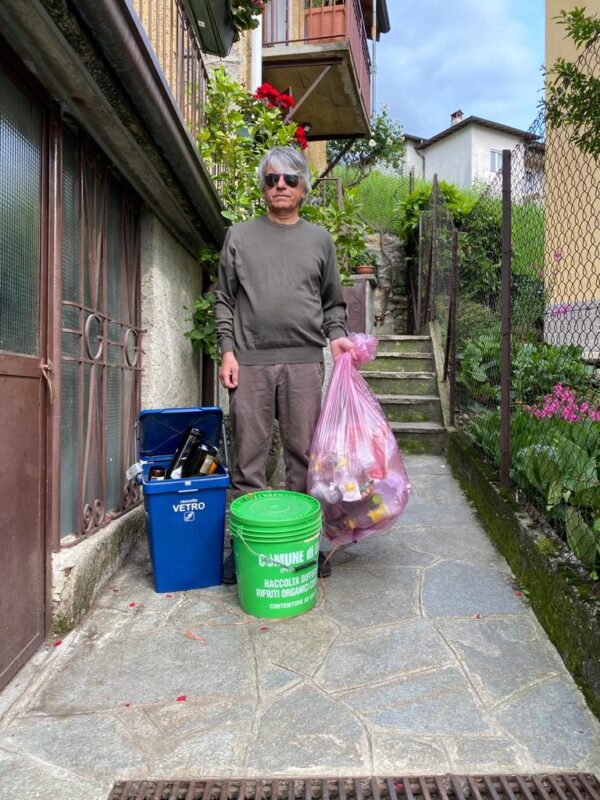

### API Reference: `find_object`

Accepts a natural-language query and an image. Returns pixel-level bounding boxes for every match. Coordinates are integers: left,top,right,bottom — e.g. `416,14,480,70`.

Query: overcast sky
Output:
376,0,545,138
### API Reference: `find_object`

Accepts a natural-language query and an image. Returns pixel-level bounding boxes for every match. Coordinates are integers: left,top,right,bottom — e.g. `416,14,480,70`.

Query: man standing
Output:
216,146,354,583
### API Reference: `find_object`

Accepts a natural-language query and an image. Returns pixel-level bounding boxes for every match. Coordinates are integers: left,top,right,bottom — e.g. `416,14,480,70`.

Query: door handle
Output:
41,360,55,405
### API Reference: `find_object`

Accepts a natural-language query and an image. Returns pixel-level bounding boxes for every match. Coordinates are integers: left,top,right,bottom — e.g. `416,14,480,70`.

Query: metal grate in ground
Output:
108,774,600,800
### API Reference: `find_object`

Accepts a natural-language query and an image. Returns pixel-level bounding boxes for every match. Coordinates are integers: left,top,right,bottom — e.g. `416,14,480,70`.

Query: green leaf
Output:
565,507,599,568
547,481,565,509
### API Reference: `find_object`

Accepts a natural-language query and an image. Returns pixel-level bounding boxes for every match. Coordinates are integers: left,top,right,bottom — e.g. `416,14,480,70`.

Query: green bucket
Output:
229,491,322,619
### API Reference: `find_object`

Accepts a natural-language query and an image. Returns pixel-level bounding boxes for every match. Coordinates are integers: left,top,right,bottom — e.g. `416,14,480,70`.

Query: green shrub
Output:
512,342,597,404
353,171,412,230
465,409,600,570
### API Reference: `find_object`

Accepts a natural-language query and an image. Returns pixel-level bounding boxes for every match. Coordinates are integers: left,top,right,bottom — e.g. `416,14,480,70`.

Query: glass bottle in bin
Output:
166,427,204,479
185,441,220,476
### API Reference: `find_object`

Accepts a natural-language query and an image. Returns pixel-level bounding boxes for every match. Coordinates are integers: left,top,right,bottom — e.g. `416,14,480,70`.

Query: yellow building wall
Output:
545,0,600,314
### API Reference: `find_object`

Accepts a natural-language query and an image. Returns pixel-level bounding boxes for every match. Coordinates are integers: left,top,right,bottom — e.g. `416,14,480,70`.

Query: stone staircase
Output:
361,334,447,455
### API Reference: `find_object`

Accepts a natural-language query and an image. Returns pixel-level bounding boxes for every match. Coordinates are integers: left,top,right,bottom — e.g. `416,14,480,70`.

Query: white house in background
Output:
402,110,544,194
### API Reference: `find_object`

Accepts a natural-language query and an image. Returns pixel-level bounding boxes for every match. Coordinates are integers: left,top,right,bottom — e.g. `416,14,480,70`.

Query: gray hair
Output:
258,146,312,199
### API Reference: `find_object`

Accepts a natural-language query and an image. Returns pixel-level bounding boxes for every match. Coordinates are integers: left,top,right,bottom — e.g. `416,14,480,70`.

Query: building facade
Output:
0,0,388,689
404,112,543,195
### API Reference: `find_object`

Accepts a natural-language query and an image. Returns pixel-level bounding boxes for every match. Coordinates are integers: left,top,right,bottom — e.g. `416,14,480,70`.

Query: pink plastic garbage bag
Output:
307,333,411,545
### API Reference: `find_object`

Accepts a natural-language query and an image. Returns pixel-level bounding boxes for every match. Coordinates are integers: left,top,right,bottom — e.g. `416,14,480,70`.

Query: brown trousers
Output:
228,362,324,498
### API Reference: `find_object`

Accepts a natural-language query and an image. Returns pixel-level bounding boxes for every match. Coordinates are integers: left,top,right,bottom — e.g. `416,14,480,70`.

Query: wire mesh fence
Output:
453,44,600,574
410,36,600,573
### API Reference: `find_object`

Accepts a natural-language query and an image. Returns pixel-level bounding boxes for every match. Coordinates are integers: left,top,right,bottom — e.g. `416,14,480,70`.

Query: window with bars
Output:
60,132,142,540
1,61,143,545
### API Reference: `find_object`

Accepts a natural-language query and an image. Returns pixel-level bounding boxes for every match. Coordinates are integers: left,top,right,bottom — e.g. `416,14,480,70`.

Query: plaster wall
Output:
422,126,472,188
140,211,204,409
403,140,424,178
471,125,522,186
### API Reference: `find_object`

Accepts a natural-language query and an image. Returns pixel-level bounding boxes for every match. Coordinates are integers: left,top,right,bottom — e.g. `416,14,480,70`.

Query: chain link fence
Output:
410,37,600,573
455,45,600,574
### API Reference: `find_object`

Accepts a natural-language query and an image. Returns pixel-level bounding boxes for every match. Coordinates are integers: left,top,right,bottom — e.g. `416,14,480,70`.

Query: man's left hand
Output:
330,336,355,360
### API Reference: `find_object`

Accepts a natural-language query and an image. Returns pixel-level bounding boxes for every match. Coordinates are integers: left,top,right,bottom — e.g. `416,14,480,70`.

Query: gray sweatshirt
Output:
215,215,347,365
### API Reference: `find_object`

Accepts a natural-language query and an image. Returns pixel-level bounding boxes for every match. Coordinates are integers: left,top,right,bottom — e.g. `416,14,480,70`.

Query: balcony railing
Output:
131,0,209,140
263,0,372,118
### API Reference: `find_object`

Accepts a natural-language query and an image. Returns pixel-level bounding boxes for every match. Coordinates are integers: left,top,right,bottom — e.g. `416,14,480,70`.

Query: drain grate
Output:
108,775,600,800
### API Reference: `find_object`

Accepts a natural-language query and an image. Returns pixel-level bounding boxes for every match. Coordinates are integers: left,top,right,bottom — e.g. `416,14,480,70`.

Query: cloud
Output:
377,0,545,137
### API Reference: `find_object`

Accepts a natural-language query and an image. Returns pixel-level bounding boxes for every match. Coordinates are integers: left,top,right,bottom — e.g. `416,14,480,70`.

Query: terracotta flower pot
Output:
305,6,346,43
355,265,374,275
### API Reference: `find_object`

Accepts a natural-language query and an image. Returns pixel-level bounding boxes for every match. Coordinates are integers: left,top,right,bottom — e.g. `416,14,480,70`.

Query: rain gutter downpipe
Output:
251,11,263,91
74,0,226,246
371,0,377,115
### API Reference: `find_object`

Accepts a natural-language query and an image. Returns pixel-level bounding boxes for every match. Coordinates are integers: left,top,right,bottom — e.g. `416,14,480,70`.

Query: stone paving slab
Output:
1,455,599,799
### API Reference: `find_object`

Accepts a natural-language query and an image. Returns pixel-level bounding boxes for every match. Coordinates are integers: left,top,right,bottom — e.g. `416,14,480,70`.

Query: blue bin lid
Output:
138,406,223,458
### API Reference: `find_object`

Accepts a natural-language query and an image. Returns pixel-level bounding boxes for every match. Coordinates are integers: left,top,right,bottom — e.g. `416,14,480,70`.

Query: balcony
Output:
131,0,209,140
262,0,373,140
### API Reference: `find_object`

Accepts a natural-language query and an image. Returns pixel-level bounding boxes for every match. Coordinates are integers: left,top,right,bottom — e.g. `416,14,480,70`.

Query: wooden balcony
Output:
262,0,372,140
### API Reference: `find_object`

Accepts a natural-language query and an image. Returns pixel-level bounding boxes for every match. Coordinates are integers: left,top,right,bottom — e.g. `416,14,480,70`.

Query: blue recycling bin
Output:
138,407,230,593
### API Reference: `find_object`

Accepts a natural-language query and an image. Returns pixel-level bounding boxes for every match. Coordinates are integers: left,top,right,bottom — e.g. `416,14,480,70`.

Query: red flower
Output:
129,602,136,608
53,640,62,647
254,83,297,114
253,82,277,100
294,126,308,150
176,694,187,702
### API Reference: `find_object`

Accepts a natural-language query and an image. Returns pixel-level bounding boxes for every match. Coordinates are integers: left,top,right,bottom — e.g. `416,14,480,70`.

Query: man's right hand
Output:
219,351,239,389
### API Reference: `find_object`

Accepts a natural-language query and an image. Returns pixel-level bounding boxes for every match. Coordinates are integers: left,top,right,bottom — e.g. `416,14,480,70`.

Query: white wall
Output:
140,211,204,409
471,125,523,186
403,140,425,178
422,125,472,187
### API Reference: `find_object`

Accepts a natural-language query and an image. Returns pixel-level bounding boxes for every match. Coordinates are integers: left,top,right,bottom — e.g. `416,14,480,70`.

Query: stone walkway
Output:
1,456,599,800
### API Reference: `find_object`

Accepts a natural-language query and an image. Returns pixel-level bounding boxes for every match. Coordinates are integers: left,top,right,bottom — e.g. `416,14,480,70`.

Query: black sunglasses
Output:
264,172,300,188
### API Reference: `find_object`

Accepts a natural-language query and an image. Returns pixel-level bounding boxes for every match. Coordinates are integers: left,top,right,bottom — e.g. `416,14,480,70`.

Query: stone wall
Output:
365,230,409,333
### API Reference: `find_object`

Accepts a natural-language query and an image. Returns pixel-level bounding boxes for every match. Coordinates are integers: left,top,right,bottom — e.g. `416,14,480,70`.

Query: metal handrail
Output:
130,0,209,140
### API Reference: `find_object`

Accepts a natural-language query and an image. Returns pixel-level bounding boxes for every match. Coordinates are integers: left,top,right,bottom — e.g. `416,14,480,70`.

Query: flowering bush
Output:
525,384,600,423
253,82,295,112
327,105,405,187
252,83,308,149
197,69,307,226
230,0,271,42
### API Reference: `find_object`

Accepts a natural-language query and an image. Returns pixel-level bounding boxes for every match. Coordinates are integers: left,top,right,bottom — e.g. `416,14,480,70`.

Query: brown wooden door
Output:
0,68,48,689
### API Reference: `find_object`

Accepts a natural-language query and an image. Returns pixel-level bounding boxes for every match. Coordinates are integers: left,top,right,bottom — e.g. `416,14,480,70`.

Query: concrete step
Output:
390,421,447,455
376,394,443,424
363,371,438,396
363,352,435,373
377,335,432,354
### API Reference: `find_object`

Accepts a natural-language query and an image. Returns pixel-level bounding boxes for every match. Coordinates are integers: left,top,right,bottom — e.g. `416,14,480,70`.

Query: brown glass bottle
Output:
184,442,219,477
148,466,166,481
166,427,204,479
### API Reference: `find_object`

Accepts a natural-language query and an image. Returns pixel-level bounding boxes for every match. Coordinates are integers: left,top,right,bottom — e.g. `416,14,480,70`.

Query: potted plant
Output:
185,0,271,57
305,0,347,43
349,248,376,275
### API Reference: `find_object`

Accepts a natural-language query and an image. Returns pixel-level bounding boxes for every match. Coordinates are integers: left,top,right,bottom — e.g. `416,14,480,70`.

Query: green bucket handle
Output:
232,526,320,573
